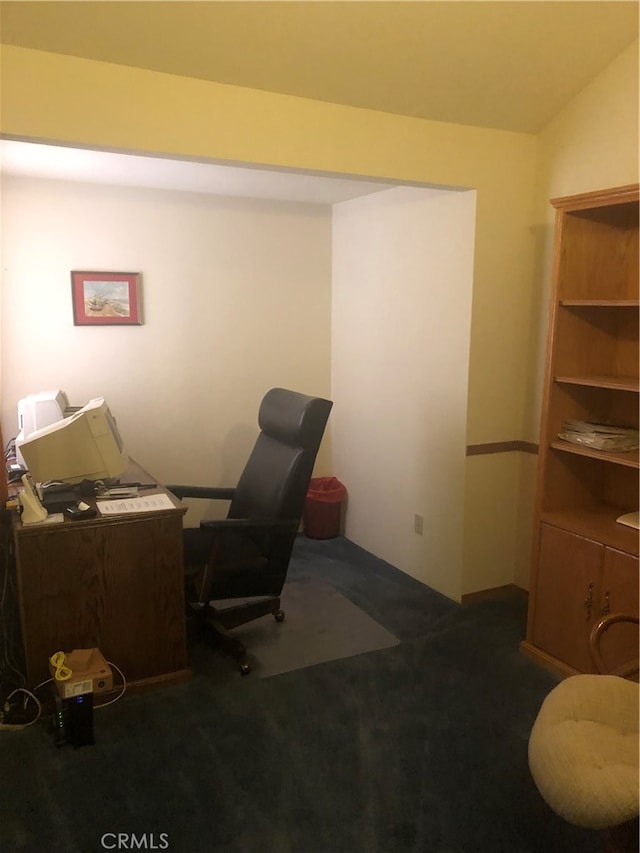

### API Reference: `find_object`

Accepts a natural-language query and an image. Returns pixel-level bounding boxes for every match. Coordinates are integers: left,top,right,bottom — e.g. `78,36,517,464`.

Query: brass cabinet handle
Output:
584,582,594,620
600,591,610,616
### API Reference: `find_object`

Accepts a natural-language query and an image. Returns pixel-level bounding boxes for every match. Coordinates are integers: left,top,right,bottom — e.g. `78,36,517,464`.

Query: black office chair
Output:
169,388,333,674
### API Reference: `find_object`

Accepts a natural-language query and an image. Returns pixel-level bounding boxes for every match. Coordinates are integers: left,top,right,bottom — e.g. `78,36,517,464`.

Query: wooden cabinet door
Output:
533,524,604,672
595,547,639,673
15,513,188,685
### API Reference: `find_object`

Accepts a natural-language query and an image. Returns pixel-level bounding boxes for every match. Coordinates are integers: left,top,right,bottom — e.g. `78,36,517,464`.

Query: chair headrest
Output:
259,388,332,449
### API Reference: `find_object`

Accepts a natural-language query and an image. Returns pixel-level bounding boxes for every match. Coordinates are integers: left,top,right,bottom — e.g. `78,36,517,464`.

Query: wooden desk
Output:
11,460,191,690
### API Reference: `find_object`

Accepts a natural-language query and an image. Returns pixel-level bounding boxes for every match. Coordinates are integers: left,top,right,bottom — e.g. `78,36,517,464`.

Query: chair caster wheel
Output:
239,661,251,676
274,609,285,623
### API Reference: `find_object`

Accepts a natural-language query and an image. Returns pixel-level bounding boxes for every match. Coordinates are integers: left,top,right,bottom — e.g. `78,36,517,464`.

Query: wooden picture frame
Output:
71,271,143,326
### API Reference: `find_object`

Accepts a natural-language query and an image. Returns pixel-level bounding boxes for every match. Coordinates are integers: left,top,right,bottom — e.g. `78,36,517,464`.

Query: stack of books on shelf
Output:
558,420,640,452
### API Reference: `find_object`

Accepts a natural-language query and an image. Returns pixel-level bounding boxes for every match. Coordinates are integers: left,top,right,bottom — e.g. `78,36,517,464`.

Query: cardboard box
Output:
49,648,113,698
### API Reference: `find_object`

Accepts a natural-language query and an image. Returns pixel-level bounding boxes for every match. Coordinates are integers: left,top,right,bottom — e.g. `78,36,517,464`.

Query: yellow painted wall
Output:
511,40,638,593
1,45,531,192
1,42,637,597
0,45,538,447
527,39,640,438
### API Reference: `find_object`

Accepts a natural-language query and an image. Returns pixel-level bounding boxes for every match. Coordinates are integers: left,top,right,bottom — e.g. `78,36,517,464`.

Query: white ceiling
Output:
0,140,401,205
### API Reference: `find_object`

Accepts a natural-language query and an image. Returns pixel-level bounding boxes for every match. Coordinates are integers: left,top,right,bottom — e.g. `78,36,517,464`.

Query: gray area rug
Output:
196,578,400,679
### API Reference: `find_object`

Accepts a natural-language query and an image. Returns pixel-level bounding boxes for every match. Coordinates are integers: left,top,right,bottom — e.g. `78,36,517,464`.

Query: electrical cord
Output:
4,436,17,463
49,651,72,681
0,686,41,729
95,662,127,708
1,658,126,733
33,660,127,709
0,527,26,693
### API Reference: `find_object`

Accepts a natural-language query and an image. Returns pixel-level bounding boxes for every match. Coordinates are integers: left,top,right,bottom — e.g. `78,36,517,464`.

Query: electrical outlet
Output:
414,514,424,535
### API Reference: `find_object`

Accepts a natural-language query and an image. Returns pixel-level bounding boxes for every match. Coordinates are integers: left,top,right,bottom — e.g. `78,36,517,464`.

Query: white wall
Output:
1,176,333,496
2,174,478,601
331,187,476,602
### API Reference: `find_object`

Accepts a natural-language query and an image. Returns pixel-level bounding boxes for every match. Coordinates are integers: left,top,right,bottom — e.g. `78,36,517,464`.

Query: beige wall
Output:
1,42,637,598
1,176,333,501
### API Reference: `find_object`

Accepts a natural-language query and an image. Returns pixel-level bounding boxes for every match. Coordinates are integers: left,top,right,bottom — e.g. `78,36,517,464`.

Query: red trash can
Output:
303,477,346,539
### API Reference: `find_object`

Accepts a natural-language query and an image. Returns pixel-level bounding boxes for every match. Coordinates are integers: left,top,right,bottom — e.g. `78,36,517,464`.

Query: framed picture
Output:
71,271,143,326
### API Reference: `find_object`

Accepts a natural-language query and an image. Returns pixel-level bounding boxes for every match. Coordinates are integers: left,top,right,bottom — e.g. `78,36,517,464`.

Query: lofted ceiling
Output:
1,2,637,203
0,1,638,135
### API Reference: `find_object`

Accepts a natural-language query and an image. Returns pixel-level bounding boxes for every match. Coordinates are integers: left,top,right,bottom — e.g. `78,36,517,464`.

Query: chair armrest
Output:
589,612,639,679
200,517,298,532
167,485,236,501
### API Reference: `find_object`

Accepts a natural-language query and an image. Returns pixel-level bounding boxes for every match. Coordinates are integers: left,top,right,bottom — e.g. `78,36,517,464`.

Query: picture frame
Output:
71,271,143,326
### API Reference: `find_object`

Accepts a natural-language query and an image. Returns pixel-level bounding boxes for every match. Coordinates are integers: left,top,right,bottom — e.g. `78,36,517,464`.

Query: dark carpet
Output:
0,536,601,853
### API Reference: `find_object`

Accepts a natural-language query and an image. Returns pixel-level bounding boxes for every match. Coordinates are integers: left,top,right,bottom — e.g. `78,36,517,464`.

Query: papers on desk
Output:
96,493,176,515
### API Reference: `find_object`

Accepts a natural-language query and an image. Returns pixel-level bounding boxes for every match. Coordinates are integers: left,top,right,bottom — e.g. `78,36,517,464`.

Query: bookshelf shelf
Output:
550,440,639,469
554,375,639,392
560,299,639,308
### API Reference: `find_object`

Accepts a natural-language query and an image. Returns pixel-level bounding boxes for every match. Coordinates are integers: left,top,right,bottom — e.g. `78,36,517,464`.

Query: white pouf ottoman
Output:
529,674,639,831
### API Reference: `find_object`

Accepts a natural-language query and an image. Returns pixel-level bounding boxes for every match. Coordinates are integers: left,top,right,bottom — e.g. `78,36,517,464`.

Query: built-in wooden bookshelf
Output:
521,184,639,678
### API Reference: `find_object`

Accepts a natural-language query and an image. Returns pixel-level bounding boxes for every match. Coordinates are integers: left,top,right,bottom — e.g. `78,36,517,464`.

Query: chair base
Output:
193,597,285,675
